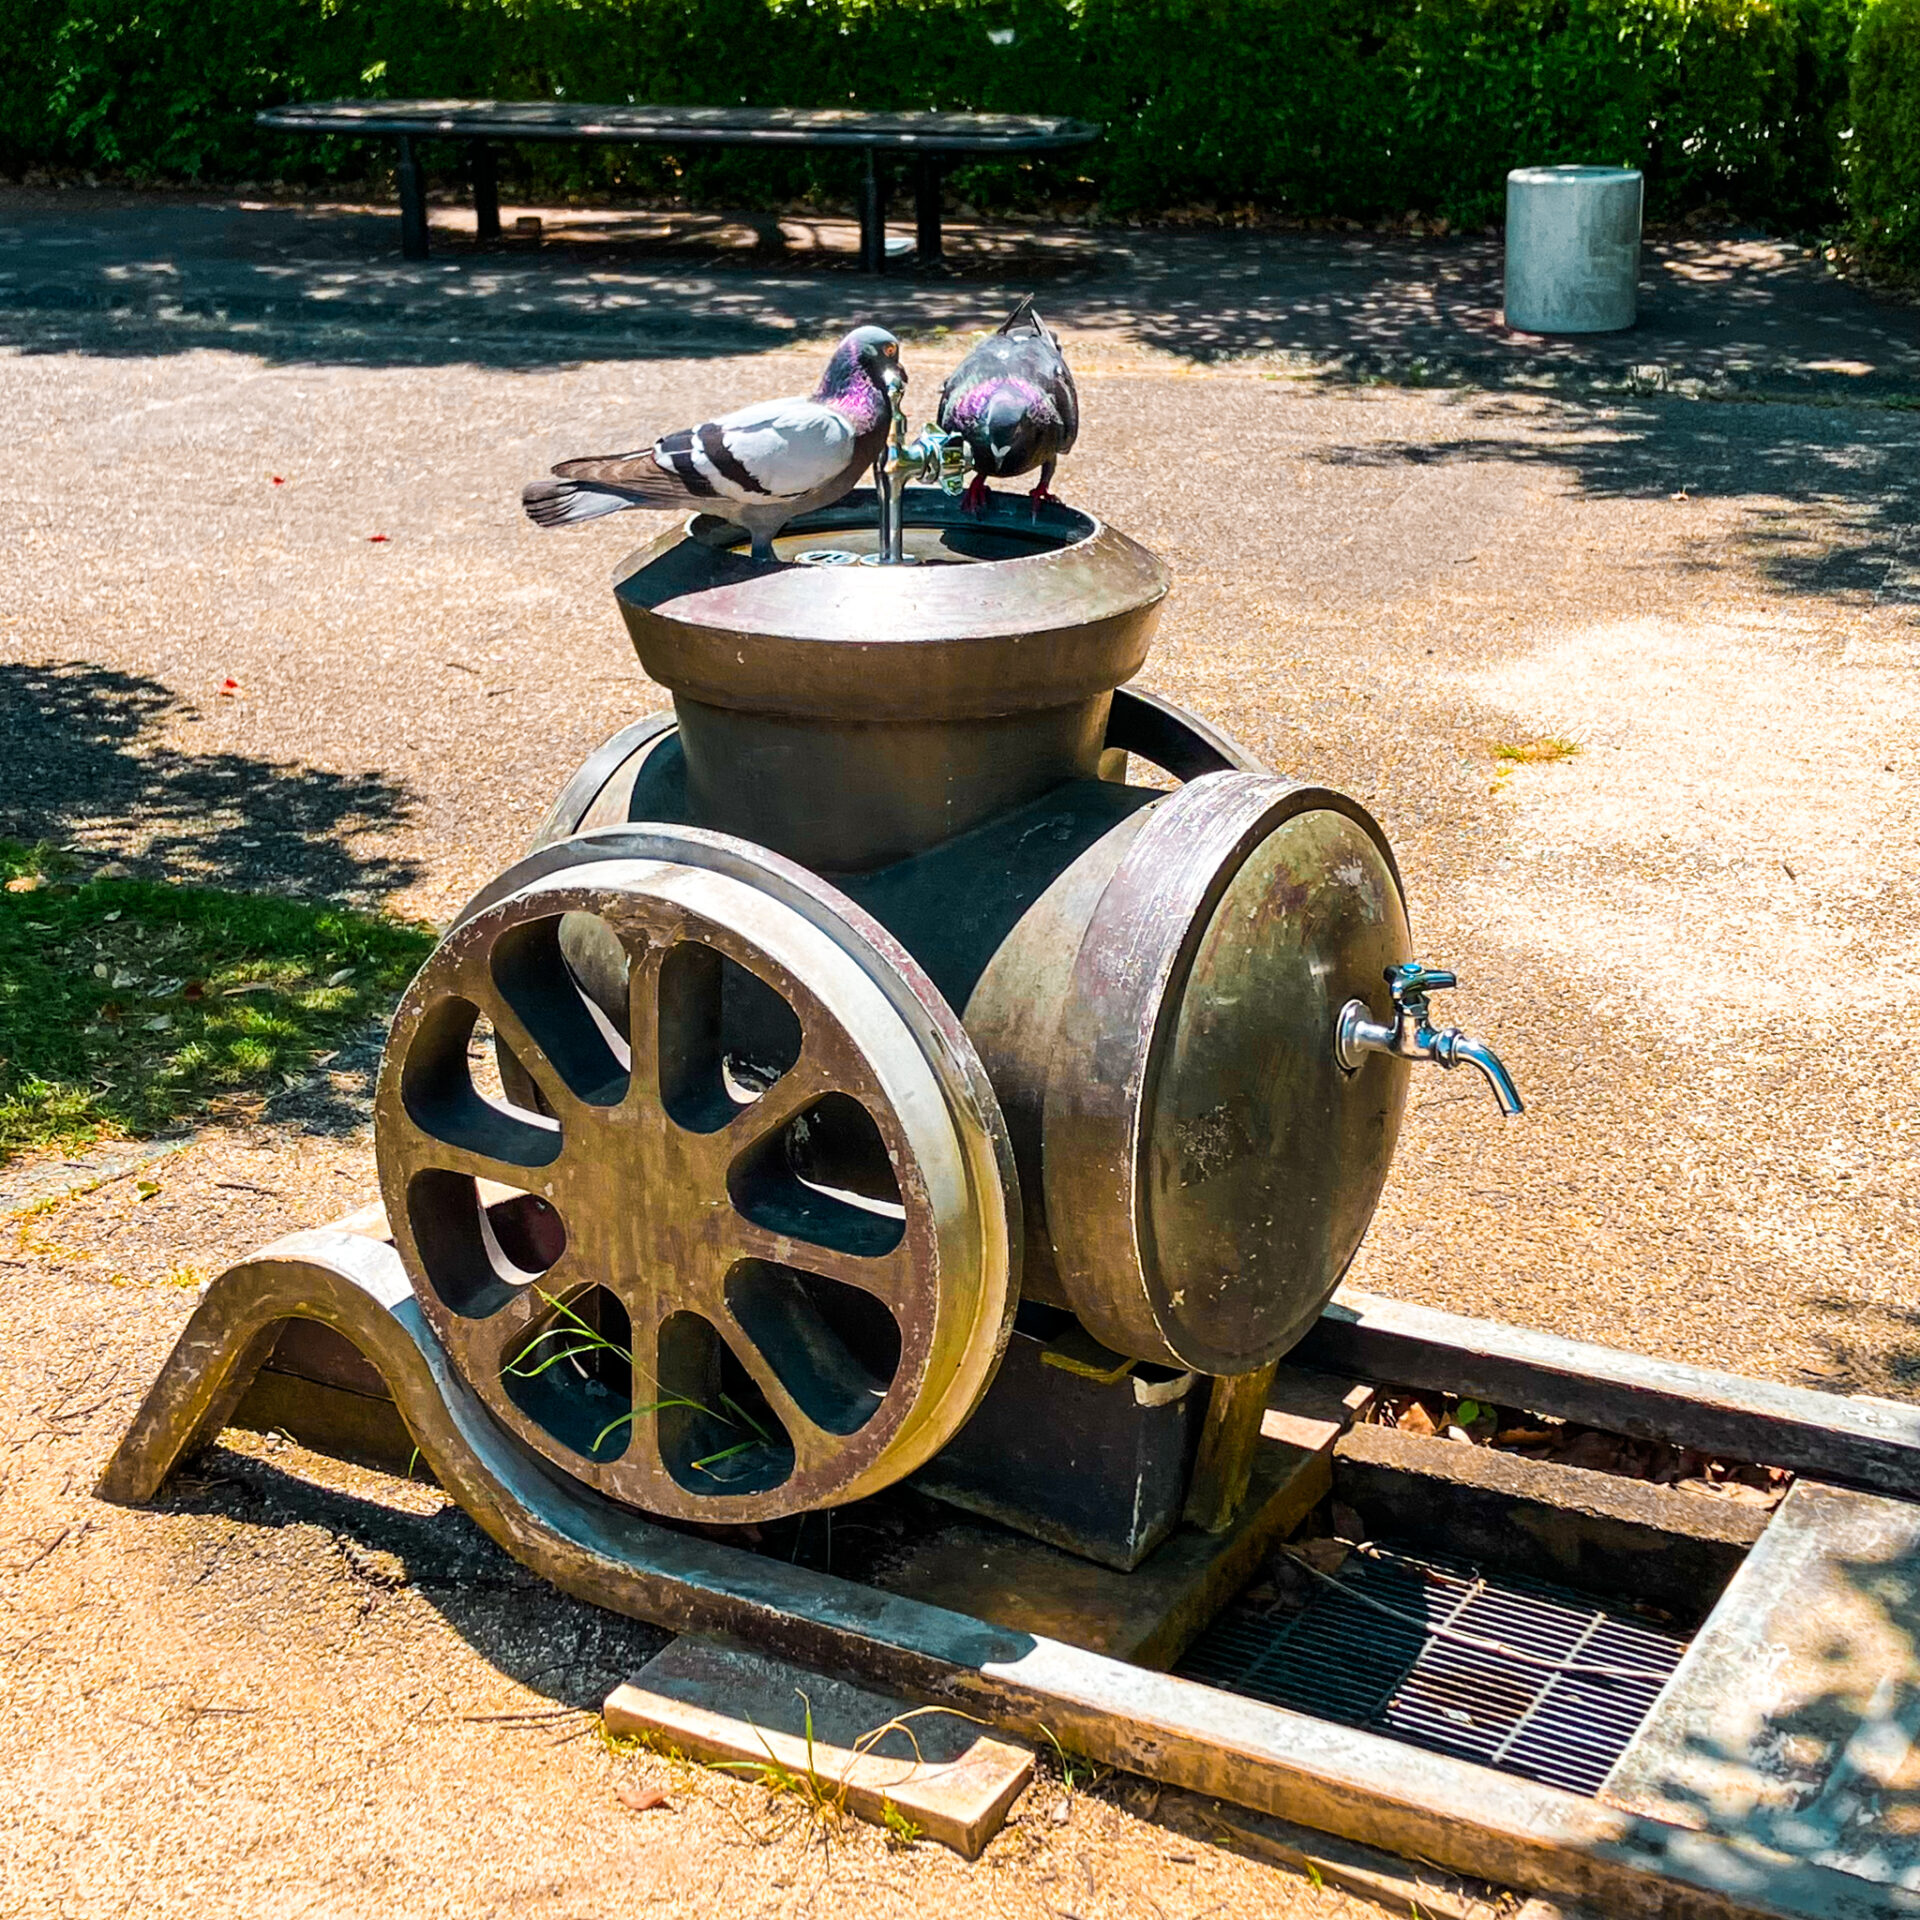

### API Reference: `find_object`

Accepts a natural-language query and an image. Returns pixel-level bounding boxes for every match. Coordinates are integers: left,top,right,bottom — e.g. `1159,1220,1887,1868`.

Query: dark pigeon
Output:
523,326,904,561
936,296,1079,513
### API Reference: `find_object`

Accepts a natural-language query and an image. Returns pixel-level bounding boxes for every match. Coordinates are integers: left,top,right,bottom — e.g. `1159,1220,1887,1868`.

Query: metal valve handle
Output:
1385,961,1457,1009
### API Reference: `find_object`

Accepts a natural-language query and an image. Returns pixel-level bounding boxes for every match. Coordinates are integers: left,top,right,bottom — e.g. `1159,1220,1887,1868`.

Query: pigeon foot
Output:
961,474,991,516
1028,481,1058,507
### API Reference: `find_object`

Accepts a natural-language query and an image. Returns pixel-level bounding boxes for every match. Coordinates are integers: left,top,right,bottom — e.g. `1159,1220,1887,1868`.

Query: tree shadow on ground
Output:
1614,1512,1920,1891
1800,1298,1920,1400
0,662,419,903
3,193,1917,383
1310,397,1920,605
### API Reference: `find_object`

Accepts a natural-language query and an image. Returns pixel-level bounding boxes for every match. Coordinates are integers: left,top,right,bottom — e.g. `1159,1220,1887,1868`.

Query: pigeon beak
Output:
881,365,907,400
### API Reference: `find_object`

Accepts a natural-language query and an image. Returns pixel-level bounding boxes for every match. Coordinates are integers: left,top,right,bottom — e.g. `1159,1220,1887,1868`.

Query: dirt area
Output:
3,1150,1406,1920
2,189,1917,1917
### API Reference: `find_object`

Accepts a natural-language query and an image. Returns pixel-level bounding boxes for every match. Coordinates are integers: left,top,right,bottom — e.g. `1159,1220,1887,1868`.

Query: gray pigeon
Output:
936,296,1079,513
523,326,904,561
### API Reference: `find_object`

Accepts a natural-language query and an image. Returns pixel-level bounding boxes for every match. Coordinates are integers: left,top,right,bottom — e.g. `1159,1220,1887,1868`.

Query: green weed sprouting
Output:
1490,737,1580,766
711,1692,981,1842
1036,1722,1107,1795
504,1287,773,1466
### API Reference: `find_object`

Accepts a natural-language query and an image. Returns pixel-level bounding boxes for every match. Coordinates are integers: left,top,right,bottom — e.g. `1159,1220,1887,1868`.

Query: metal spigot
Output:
870,382,972,565
1336,962,1524,1116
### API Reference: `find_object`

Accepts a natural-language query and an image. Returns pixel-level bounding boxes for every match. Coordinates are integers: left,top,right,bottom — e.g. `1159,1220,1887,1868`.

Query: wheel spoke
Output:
623,941,667,1113
480,985,608,1123
455,1250,585,1374
717,1047,836,1151
725,1221,918,1308
712,1300,839,1474
391,1105,562,1191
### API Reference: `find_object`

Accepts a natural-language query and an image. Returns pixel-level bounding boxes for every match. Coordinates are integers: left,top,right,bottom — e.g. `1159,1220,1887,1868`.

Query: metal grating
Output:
1175,1546,1688,1796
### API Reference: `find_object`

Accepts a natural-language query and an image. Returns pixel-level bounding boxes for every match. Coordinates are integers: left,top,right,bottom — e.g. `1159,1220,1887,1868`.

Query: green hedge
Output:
1848,0,1920,271
0,0,1879,229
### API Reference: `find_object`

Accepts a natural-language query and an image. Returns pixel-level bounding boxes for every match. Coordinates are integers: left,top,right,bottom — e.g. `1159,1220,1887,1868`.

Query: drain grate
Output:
1176,1546,1688,1796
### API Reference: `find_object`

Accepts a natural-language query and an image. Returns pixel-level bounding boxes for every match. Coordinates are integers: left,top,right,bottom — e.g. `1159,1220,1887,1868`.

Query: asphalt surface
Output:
3,185,1919,1920
3,186,1918,397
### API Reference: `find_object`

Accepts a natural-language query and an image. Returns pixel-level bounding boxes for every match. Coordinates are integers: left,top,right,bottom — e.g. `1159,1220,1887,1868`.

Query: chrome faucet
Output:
871,382,971,565
1336,962,1524,1116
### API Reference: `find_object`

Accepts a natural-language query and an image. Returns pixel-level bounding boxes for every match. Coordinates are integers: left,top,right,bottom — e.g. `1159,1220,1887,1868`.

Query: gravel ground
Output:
2,191,1917,1919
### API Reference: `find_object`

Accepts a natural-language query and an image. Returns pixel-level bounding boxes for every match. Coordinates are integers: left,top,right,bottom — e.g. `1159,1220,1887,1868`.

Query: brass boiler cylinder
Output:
542,493,1415,1376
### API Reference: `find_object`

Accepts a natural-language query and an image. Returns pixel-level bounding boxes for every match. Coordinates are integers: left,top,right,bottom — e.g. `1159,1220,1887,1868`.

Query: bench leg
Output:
396,135,429,261
914,156,945,266
469,140,500,243
859,151,890,275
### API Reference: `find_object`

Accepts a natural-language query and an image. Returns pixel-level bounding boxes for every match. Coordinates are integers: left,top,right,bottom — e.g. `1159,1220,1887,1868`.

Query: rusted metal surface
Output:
1602,1481,1920,1890
1100,683,1264,781
910,1309,1203,1570
614,492,1166,719
671,693,1114,874
99,1235,1920,1919
1041,775,1412,1373
134,487,1489,1572
878,1425,1331,1669
1185,1364,1283,1533
527,686,1263,856
375,838,1017,1522
1299,1290,1920,1500
506,732,1415,1404
505,688,1329,1399
531,708,680,848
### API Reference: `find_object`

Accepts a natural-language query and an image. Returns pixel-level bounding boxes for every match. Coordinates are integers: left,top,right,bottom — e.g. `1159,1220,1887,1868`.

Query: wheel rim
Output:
376,850,1016,1522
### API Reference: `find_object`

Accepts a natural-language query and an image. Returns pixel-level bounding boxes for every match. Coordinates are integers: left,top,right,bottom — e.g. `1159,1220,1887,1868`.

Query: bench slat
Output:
257,98,1100,153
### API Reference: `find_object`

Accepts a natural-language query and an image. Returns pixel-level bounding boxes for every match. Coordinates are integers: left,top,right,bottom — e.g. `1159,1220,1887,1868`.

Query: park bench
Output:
256,100,1101,271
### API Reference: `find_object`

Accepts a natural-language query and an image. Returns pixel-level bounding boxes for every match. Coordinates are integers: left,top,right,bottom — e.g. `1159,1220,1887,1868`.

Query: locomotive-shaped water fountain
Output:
104,312,1518,1592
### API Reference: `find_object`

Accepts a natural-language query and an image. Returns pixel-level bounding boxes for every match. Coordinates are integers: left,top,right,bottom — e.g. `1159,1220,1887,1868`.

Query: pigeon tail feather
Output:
549,452,687,505
523,480,637,528
998,293,1038,334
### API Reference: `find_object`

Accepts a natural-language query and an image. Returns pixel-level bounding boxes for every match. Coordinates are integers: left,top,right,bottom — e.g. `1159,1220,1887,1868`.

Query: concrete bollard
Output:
1504,166,1643,334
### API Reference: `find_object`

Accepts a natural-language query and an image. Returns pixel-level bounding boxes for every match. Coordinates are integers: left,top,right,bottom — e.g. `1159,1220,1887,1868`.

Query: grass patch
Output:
1490,737,1581,766
0,839,434,1162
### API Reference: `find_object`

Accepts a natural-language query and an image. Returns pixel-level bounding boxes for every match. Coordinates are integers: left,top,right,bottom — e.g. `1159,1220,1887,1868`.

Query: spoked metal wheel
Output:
375,836,1018,1523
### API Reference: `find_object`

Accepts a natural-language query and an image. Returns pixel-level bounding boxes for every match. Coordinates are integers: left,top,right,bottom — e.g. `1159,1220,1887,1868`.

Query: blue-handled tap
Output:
1336,962,1523,1116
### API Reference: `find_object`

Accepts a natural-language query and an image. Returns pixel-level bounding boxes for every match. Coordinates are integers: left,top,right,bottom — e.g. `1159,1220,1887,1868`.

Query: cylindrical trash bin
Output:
1504,165,1642,334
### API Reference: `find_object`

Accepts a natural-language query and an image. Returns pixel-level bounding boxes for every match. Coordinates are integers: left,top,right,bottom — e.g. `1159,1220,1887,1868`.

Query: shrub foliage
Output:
0,0,1893,232
1848,0,1920,271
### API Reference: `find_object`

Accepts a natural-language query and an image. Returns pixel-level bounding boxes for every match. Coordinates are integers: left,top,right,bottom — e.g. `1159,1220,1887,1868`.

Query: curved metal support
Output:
528,708,681,851
1103,687,1264,781
95,1230,1868,1917
98,1231,1028,1670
